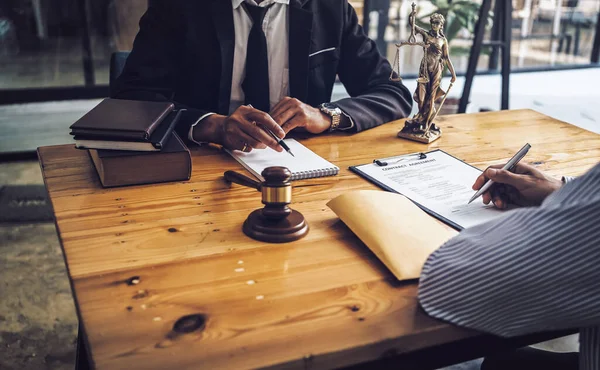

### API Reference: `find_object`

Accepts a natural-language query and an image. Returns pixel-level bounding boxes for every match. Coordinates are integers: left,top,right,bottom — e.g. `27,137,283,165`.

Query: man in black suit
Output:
111,0,412,153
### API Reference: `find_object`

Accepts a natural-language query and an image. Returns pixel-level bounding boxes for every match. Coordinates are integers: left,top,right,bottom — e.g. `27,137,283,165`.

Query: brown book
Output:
70,98,175,141
89,133,191,187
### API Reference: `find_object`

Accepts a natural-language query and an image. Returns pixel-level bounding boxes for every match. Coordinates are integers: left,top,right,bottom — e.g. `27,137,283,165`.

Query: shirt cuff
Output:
188,112,216,145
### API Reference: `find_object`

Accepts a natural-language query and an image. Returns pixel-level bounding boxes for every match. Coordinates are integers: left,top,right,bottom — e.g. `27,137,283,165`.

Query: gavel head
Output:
260,166,292,220
242,166,308,243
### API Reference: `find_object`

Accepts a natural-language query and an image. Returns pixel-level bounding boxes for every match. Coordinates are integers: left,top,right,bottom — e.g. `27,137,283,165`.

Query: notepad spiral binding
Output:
290,167,339,181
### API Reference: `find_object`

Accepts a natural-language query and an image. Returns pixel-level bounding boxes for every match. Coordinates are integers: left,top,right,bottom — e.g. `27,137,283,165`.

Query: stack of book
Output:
70,99,192,187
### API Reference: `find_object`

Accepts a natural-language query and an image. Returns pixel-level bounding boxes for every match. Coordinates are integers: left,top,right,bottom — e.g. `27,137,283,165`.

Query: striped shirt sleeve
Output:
418,163,600,338
580,327,600,369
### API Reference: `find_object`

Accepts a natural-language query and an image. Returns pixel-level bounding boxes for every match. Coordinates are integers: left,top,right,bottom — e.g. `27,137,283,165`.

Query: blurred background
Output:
0,0,599,155
0,0,598,90
0,1,598,369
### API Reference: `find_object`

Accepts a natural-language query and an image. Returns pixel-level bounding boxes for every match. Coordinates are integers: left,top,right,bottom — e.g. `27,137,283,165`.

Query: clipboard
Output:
349,149,486,231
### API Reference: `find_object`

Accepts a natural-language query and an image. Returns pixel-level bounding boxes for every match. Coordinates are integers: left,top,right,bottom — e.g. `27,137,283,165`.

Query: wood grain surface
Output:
38,110,600,369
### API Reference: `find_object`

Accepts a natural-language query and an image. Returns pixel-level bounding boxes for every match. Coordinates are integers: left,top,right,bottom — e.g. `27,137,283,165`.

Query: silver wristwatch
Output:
319,103,342,131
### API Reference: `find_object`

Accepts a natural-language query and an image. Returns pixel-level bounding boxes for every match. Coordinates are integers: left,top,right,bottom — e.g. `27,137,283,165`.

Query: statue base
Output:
397,122,442,144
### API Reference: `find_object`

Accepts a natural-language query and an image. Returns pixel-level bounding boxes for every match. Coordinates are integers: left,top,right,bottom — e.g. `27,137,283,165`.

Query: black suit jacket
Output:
111,0,412,140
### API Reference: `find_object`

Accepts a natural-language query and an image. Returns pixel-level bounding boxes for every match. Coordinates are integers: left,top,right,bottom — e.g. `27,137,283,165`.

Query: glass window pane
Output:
0,0,86,89
351,0,599,76
513,0,600,68
356,0,494,76
0,0,148,90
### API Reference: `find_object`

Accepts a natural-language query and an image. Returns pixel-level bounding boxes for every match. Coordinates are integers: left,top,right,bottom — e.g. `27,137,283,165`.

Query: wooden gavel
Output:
224,166,309,243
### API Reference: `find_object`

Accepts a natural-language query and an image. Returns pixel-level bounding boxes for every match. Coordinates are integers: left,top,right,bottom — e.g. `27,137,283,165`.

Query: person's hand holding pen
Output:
471,163,563,209
247,104,295,156
191,105,285,153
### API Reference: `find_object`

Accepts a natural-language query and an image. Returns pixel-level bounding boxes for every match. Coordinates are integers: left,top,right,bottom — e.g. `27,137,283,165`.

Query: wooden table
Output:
38,110,599,369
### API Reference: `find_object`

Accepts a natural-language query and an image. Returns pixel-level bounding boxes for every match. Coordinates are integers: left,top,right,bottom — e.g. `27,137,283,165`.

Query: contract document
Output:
350,149,510,230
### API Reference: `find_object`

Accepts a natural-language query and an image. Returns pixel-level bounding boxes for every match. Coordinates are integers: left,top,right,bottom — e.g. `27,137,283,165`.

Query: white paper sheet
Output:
353,150,509,229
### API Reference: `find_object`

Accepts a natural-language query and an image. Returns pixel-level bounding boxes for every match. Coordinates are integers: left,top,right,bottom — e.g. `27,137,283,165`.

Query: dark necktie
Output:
242,3,272,112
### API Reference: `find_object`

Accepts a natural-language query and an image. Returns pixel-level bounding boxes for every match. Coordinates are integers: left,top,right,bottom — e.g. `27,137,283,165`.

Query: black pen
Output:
264,127,294,157
247,104,295,157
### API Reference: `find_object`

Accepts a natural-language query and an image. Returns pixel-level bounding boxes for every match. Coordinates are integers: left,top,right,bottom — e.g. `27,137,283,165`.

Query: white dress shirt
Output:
189,0,290,144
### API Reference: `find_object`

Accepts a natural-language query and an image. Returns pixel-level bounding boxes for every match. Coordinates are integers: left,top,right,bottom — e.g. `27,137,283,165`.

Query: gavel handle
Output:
224,171,261,191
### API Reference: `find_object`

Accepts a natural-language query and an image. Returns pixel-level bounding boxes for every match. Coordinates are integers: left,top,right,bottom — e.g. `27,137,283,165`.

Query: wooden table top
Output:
38,110,600,369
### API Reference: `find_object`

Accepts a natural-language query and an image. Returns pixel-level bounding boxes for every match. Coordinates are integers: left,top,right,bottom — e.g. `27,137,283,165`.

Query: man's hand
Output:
472,163,563,209
193,106,285,152
269,97,331,134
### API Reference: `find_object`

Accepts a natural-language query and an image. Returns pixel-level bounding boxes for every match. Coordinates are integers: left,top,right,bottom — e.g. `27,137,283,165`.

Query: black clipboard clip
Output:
374,152,427,167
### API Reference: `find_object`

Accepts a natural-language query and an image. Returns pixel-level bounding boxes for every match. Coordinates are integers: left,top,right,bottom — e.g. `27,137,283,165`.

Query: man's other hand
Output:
270,97,331,134
472,163,563,209
193,106,285,152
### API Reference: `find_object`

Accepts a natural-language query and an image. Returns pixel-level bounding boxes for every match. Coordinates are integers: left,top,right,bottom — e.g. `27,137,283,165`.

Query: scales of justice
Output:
391,2,457,144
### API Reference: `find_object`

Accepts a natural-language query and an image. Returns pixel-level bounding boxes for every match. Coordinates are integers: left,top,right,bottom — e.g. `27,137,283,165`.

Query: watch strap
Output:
329,112,341,131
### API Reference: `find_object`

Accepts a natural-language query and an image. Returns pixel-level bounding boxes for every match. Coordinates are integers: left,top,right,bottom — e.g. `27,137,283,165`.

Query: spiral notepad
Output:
227,139,339,181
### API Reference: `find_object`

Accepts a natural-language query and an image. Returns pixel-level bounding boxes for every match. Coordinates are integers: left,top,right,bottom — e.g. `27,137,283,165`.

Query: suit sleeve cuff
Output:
188,112,216,145
337,109,356,131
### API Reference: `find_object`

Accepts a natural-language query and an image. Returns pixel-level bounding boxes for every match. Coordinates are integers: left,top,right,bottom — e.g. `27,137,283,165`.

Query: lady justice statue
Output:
391,3,457,143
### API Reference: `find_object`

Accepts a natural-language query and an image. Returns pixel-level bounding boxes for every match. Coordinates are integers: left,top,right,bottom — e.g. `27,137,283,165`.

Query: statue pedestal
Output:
397,124,442,144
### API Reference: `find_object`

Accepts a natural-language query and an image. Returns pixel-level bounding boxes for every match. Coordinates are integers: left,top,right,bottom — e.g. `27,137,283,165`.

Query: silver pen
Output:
468,143,532,204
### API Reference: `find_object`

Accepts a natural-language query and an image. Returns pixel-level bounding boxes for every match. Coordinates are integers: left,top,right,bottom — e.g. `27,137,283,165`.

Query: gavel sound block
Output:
224,166,309,243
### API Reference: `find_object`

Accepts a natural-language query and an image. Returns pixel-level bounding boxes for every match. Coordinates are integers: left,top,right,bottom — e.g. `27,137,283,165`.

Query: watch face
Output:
322,103,336,111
